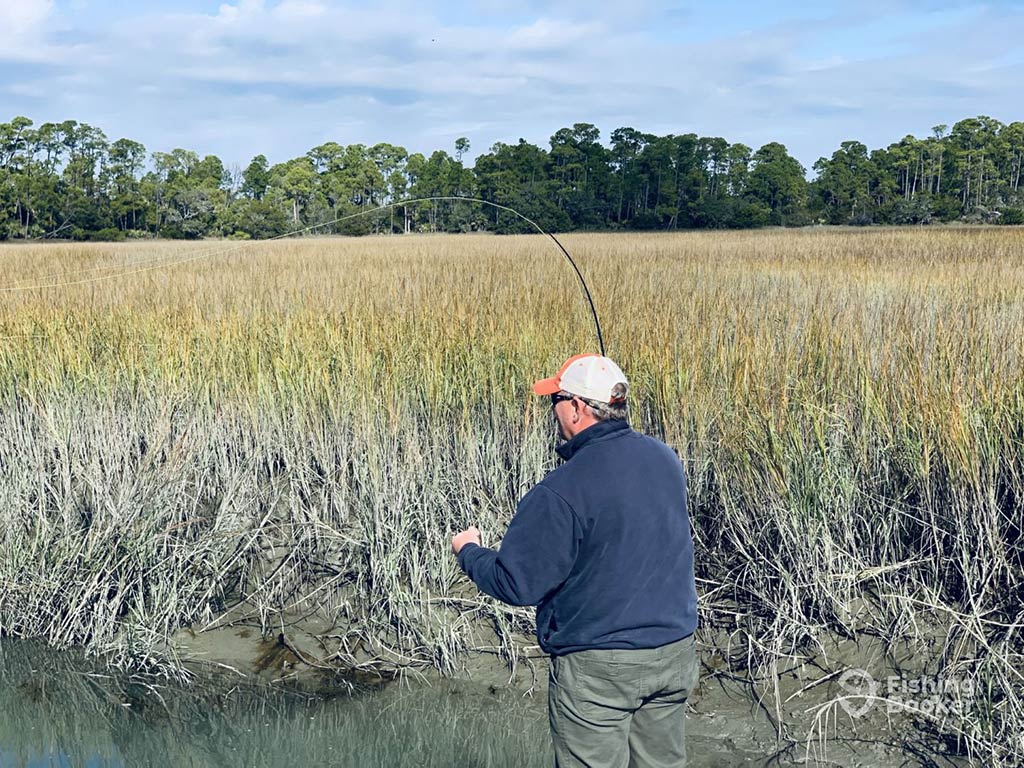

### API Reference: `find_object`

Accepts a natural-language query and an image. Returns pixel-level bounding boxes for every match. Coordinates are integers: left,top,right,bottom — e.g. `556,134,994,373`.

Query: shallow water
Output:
0,640,551,768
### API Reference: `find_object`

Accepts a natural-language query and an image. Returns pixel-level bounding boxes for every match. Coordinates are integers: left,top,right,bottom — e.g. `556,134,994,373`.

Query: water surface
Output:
0,640,550,767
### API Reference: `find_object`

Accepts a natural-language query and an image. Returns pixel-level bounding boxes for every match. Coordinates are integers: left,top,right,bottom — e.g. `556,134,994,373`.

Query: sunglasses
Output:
550,393,575,408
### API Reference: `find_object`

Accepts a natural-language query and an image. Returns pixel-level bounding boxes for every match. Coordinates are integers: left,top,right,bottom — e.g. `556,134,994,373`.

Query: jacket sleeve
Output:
457,485,581,606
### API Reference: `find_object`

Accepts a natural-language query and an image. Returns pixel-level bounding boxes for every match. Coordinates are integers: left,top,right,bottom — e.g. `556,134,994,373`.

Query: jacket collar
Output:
556,419,631,461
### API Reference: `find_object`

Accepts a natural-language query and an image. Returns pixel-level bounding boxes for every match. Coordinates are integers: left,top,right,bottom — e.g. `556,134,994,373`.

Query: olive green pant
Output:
548,634,698,768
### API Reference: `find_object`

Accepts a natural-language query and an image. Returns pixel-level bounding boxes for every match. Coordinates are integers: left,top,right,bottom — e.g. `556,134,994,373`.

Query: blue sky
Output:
1,0,1021,171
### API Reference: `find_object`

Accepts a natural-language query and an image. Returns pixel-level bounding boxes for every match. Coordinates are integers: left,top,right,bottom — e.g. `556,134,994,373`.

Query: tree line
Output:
1,114,1021,241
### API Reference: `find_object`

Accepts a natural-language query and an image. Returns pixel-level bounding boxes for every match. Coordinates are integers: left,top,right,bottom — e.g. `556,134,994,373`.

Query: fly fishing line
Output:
0,196,605,355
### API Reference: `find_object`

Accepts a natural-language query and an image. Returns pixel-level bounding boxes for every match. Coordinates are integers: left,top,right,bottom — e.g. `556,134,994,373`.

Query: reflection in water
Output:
0,640,550,767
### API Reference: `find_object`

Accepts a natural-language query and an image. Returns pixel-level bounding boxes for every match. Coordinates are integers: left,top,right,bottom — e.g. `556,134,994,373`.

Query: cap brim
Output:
532,376,561,396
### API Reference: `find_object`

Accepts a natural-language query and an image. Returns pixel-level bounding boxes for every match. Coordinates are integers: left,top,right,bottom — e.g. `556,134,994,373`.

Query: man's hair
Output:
560,390,629,422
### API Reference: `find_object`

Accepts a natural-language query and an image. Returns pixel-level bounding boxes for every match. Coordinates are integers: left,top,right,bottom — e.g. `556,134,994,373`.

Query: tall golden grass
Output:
0,229,1021,762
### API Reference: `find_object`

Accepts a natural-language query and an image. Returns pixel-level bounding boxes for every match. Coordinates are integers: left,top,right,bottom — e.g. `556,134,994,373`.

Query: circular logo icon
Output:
837,668,878,718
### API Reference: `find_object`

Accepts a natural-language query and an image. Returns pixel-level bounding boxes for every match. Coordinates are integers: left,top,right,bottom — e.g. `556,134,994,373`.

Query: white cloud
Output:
0,0,57,60
272,0,328,18
0,0,53,34
216,0,267,21
0,0,1021,173
505,17,604,50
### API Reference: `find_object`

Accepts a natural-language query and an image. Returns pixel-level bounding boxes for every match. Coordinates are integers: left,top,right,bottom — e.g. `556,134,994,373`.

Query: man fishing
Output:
451,353,699,768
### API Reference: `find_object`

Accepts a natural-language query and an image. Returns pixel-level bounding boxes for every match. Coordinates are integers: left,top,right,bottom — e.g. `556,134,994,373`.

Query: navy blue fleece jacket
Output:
457,420,698,655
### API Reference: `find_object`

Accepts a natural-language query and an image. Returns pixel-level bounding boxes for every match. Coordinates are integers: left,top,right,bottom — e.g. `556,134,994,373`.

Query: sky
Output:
1,0,1022,171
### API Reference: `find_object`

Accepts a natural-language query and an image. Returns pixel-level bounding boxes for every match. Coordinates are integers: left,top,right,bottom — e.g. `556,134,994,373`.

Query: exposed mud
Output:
169,616,975,767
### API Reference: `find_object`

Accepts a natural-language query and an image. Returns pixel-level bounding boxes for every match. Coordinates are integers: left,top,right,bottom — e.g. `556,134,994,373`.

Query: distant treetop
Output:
0,115,1020,240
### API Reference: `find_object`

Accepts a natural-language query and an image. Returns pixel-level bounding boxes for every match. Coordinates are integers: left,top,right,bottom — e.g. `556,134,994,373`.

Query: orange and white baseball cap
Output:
532,353,629,404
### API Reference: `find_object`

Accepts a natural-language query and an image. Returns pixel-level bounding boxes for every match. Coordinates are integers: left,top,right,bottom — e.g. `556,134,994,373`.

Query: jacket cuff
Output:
457,542,480,571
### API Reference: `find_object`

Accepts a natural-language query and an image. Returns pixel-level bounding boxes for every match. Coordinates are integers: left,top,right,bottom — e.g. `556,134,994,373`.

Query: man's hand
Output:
451,526,481,555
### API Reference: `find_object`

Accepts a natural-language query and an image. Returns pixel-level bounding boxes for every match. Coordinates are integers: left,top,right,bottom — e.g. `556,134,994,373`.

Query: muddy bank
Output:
169,616,972,767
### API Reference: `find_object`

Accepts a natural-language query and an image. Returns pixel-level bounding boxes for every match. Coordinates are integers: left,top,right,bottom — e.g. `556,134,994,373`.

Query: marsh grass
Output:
0,229,1021,762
